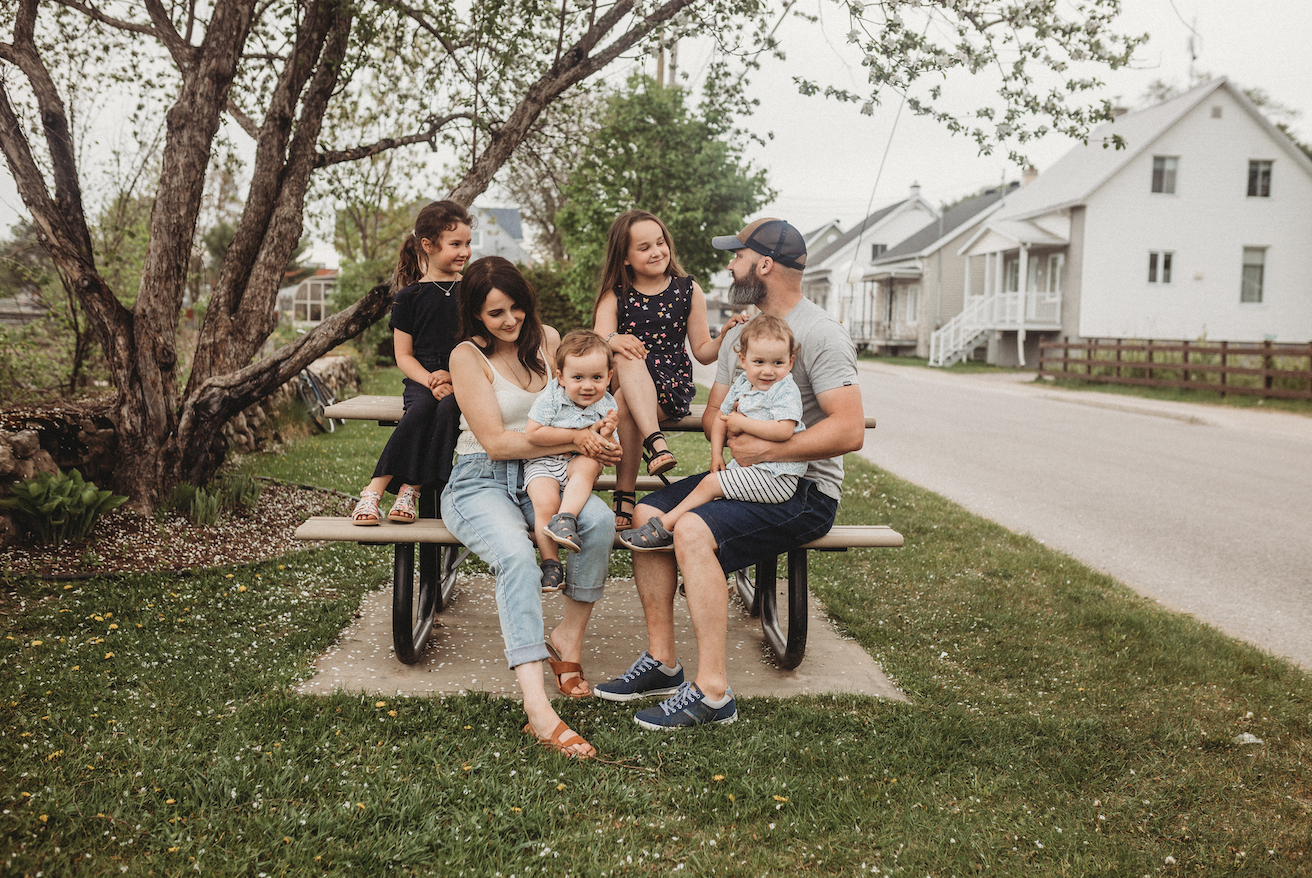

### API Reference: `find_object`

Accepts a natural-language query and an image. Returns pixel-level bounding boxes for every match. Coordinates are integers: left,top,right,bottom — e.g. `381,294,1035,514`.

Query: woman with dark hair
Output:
441,256,621,758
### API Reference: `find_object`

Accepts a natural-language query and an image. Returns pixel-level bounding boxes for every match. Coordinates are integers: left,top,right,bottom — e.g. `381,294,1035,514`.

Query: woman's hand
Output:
609,333,647,361
575,417,622,466
427,369,453,400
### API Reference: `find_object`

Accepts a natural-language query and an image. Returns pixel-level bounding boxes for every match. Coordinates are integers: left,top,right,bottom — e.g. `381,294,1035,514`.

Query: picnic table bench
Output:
295,396,902,669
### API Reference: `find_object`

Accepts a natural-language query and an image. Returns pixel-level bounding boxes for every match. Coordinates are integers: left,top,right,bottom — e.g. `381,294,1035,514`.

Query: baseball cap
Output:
710,218,807,270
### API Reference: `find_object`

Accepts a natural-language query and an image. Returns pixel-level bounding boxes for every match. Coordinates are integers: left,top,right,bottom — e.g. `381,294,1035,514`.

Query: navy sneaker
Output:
593,651,684,702
634,681,737,730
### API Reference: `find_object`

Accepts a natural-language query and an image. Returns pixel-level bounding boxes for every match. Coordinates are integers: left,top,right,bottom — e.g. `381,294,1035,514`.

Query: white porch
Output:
930,218,1068,366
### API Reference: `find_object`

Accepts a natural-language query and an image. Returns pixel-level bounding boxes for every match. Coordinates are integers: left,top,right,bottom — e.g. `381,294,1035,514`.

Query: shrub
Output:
0,468,127,545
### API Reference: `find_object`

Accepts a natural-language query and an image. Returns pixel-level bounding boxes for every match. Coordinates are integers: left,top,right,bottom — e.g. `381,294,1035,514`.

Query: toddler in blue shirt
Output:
620,314,806,551
526,330,619,592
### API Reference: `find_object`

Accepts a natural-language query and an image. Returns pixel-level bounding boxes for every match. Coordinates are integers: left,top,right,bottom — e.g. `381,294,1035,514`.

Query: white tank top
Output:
454,341,549,456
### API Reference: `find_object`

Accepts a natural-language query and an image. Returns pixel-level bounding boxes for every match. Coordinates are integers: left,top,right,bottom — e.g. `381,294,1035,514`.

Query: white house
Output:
860,188,1007,356
471,206,531,265
936,78,1312,367
800,184,939,332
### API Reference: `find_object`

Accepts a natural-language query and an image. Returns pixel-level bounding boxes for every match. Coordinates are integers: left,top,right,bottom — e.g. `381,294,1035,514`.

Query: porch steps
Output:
929,293,994,367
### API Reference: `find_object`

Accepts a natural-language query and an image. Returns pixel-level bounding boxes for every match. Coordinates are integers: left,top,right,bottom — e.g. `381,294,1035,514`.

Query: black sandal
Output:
612,490,636,530
642,431,676,480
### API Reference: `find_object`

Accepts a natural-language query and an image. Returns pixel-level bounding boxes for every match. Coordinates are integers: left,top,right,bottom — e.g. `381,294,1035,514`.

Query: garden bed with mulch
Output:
0,481,351,579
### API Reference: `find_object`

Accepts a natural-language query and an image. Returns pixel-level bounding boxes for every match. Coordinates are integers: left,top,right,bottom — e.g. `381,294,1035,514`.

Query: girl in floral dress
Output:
592,210,746,529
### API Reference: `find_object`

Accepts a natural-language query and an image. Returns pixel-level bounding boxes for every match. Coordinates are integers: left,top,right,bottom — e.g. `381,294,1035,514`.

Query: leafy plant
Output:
218,475,262,515
189,488,222,526
0,468,127,545
162,483,198,518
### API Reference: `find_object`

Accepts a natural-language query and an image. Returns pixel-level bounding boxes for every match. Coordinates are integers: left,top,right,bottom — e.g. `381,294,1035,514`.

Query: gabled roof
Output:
996,77,1312,222
802,220,844,250
807,199,910,266
874,189,1006,263
477,207,524,240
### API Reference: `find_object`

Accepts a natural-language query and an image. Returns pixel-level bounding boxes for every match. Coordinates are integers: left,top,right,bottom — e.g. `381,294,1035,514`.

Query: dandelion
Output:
388,710,397,717
166,799,175,804
376,701,387,708
31,640,42,646
773,795,788,802
109,624,118,630
557,784,566,791
713,775,725,781
105,652,114,659
238,585,246,592
226,574,234,579
511,807,522,813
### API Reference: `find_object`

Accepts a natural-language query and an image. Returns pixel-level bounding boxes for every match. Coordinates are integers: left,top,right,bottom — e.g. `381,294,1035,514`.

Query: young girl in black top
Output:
351,201,473,525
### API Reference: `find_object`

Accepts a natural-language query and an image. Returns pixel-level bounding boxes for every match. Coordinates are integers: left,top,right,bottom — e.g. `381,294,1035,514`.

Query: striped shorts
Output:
716,466,800,505
523,453,572,490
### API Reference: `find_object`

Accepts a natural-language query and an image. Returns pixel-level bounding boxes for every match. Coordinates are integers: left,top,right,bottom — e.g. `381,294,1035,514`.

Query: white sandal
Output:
351,490,382,526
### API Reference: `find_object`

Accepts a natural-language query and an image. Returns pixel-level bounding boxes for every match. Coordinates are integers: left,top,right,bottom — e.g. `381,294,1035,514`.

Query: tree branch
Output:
224,97,261,138
316,112,474,167
141,0,201,70
50,0,162,40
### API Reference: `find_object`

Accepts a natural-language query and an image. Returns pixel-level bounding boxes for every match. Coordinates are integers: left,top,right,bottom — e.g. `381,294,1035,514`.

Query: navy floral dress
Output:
615,275,695,420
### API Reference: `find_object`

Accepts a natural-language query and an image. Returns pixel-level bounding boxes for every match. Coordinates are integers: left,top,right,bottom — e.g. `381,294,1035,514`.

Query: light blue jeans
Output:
440,453,611,668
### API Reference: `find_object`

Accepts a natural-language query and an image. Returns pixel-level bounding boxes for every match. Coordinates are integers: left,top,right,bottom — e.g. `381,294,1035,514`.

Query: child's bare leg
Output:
613,389,643,496
613,356,670,458
526,477,562,562
559,456,603,517
661,472,726,531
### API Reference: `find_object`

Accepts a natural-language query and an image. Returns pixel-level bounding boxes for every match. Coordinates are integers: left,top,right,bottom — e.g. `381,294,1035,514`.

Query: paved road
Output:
853,362,1312,668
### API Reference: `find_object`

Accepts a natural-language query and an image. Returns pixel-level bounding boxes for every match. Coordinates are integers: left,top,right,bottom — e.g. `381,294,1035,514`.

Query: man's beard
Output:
728,271,766,307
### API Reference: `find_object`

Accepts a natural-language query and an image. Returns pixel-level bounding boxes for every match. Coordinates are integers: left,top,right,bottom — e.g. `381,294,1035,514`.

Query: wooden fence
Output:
1038,338,1312,401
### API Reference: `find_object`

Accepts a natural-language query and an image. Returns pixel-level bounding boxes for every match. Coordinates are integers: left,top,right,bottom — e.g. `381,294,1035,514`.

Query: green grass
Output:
2,373,1310,875
1040,375,1312,417
858,352,1019,375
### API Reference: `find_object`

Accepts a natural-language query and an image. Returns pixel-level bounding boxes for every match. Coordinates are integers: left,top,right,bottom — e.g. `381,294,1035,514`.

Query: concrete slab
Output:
299,574,906,702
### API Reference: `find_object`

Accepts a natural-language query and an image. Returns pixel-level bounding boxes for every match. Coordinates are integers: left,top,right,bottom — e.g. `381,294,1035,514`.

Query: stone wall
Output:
0,356,359,546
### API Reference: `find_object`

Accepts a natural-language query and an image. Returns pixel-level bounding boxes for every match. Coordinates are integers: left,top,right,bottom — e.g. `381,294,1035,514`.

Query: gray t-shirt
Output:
714,298,858,500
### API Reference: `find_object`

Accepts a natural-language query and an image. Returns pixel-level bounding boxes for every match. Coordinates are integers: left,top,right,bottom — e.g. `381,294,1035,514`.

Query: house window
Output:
905,285,919,324
1211,105,1222,119
1247,160,1272,197
1151,156,1178,193
1045,253,1064,298
1241,248,1265,303
470,229,483,248
1148,251,1173,284
293,279,332,323
870,243,887,261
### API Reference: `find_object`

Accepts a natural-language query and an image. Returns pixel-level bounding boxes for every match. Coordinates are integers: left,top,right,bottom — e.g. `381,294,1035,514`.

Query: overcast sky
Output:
2,0,1309,256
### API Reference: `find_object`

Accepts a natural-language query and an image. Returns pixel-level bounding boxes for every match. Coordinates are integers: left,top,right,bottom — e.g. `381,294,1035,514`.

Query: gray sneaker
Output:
594,651,684,702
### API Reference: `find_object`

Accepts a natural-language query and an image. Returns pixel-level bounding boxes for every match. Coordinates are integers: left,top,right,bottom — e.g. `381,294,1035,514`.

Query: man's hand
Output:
724,432,776,468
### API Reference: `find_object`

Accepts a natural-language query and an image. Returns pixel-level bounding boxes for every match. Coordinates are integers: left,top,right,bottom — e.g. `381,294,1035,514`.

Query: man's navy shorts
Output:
639,472,839,573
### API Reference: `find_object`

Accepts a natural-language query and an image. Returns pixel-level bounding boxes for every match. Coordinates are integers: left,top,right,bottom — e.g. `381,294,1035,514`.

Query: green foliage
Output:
0,468,127,545
330,259,395,364
520,262,589,334
188,488,222,526
217,475,263,515
557,77,774,313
